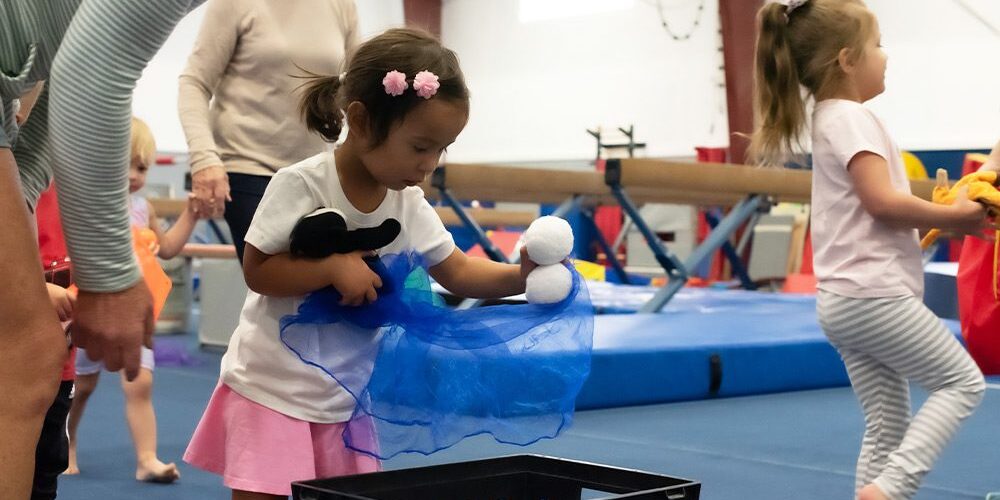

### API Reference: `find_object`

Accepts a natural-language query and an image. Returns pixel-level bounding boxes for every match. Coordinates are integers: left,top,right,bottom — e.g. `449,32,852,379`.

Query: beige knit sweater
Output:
178,0,358,177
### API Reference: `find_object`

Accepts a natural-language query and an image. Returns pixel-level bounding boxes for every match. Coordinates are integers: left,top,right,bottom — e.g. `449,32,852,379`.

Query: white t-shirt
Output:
220,151,456,423
810,99,923,299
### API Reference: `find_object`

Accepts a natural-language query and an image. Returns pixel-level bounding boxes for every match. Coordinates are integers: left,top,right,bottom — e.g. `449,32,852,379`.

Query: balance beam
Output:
148,197,535,228
617,159,937,202
420,163,748,206
423,160,937,205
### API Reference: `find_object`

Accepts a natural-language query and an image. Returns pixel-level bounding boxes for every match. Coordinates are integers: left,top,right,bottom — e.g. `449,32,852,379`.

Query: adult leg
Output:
0,149,67,498
223,173,271,263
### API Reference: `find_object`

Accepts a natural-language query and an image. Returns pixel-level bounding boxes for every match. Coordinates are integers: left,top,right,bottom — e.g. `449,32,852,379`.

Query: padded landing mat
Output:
578,286,961,409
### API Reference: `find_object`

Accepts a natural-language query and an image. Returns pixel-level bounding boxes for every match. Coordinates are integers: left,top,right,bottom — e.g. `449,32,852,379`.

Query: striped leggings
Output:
817,291,985,500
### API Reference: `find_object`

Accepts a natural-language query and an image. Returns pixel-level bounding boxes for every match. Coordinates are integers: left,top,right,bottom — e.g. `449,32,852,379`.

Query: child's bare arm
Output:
151,195,199,260
429,248,534,299
243,244,383,305
849,152,986,235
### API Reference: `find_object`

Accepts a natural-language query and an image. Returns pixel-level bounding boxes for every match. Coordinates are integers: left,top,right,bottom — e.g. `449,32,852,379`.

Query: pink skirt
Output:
184,383,380,496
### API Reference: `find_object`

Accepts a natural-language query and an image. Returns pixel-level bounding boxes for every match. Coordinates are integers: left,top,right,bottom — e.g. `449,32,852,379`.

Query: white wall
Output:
133,0,999,159
442,0,729,163
132,1,406,153
442,0,999,163
866,0,999,151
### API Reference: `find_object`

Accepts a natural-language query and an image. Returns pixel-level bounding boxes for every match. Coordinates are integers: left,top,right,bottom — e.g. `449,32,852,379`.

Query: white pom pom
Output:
523,216,574,266
525,264,573,304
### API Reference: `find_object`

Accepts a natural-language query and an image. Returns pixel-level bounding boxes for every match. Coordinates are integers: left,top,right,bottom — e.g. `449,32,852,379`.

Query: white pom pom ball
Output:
523,216,574,266
525,264,573,304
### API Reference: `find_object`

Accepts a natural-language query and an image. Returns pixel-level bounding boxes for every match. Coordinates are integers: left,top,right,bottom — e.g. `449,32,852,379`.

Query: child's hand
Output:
46,283,76,322
980,159,1000,178
186,193,206,219
946,186,990,237
191,166,230,219
518,246,538,285
327,251,384,306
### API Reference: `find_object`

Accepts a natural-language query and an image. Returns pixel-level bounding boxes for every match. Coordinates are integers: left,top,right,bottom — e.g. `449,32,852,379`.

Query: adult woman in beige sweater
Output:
179,0,359,261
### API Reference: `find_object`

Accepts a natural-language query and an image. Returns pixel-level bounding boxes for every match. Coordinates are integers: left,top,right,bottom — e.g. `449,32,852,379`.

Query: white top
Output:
810,99,923,299
178,0,359,177
128,195,150,229
220,152,456,423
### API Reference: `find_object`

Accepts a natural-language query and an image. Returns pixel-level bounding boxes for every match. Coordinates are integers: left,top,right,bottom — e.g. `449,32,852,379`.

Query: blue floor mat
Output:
55,335,997,500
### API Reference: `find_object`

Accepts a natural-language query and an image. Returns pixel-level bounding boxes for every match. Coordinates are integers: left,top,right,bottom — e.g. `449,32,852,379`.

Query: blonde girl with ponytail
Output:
750,2,987,499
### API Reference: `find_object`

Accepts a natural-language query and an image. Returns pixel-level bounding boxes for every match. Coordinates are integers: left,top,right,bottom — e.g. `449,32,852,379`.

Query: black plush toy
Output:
290,208,401,258
289,208,402,294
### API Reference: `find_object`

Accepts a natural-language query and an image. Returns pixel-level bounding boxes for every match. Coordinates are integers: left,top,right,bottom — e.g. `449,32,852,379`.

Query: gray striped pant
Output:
817,291,985,500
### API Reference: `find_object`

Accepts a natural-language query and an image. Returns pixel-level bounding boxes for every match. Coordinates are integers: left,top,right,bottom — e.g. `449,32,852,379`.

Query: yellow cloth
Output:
920,170,1000,299
921,170,1000,249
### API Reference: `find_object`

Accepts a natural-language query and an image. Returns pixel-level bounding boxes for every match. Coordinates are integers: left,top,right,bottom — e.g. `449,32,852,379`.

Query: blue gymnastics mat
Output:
577,284,962,410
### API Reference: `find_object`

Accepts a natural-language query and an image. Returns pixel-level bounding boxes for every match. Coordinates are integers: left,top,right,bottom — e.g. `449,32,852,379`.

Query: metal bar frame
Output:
702,209,757,291
432,168,507,263
603,159,764,313
640,195,763,313
580,206,631,284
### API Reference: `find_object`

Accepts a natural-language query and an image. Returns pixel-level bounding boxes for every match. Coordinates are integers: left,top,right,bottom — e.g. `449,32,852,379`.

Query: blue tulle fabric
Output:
279,252,593,460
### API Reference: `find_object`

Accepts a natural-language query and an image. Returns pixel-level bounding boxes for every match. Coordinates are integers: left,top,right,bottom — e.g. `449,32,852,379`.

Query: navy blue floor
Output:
55,287,997,500
57,345,1000,499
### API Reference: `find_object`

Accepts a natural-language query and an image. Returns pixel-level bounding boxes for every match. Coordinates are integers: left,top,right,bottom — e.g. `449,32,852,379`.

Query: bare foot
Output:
135,459,180,484
64,450,79,475
857,484,888,500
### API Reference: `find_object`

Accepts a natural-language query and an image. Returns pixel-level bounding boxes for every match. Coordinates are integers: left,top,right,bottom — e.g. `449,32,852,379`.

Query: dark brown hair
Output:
299,27,470,146
748,0,875,166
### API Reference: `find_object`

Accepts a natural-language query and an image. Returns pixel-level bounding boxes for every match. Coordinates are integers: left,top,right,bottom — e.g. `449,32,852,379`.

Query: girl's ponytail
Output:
749,2,807,166
299,74,345,143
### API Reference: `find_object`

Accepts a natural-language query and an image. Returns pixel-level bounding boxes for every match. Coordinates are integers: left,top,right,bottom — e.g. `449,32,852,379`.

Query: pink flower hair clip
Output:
412,71,440,99
382,70,408,96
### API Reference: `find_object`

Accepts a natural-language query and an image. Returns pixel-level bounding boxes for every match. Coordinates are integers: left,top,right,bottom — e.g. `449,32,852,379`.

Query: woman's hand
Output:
191,165,230,218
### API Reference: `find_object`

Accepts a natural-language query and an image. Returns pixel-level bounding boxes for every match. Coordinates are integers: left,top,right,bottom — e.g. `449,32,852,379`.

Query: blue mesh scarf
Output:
279,252,593,459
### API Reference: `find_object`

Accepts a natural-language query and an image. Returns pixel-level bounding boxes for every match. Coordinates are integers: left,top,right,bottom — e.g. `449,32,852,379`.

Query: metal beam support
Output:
640,195,763,313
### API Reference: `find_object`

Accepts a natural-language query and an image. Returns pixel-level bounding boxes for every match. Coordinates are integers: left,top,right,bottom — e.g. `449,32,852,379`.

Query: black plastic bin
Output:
292,454,700,500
